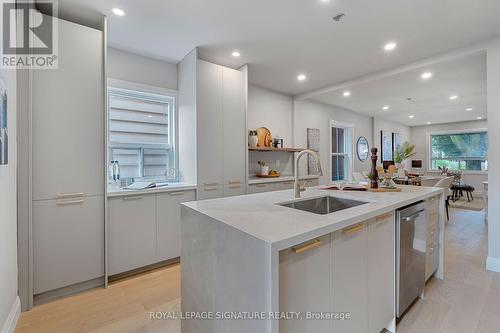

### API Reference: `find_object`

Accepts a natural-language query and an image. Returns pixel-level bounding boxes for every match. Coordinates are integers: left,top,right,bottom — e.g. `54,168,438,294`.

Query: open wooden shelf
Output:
248,147,304,153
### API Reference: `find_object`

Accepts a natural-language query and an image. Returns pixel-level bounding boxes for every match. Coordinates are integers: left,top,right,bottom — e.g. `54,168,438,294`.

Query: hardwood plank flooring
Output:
15,208,500,333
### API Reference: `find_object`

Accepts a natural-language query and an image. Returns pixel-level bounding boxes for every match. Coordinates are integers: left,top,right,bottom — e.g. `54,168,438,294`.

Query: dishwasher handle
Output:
401,209,425,222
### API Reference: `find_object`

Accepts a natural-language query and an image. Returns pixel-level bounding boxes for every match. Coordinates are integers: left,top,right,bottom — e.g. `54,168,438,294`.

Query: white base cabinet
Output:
108,189,196,275
279,213,395,333
33,195,105,294
425,197,440,280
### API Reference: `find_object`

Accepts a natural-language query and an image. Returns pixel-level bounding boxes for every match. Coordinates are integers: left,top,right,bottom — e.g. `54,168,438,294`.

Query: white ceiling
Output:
310,53,487,126
57,0,500,96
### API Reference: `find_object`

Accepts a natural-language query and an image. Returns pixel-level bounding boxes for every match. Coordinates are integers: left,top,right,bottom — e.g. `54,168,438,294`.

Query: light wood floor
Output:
16,208,500,333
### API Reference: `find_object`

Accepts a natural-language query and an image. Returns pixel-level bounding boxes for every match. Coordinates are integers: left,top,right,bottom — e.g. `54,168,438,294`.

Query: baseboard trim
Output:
1,296,20,333
486,256,500,273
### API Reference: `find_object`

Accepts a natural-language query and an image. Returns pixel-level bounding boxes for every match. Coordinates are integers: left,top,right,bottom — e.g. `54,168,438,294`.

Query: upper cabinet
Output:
32,18,104,200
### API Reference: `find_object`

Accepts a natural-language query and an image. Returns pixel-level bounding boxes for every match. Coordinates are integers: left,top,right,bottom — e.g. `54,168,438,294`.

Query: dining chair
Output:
434,176,454,221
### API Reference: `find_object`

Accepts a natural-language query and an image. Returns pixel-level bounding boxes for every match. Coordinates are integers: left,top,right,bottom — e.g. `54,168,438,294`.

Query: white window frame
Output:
330,120,354,182
107,78,179,180
426,128,488,175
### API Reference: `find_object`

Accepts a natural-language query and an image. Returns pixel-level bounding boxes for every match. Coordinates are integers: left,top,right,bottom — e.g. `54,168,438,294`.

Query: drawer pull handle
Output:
256,184,267,188
123,196,143,201
204,187,217,191
229,185,241,189
342,223,365,234
228,181,241,185
283,182,294,185
57,192,84,199
169,192,186,196
57,198,84,205
292,239,322,254
204,183,218,187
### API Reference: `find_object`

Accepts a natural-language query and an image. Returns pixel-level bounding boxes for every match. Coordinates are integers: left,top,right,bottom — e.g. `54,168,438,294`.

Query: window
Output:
108,84,177,181
331,121,353,181
429,130,488,172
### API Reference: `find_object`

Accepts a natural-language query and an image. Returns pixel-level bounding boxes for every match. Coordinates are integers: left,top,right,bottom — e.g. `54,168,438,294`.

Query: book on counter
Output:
318,183,367,191
123,181,169,190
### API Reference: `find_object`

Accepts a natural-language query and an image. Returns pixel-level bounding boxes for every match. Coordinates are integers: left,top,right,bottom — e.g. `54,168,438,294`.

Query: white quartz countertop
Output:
183,186,444,251
248,174,319,184
107,183,197,198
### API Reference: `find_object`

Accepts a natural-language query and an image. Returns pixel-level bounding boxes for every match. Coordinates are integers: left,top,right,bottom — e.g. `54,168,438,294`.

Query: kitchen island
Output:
181,186,445,333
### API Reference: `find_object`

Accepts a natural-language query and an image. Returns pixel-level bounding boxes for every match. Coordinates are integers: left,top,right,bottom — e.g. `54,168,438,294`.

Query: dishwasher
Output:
396,201,426,318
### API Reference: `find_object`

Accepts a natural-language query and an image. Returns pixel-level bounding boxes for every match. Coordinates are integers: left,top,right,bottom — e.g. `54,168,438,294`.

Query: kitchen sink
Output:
278,196,368,215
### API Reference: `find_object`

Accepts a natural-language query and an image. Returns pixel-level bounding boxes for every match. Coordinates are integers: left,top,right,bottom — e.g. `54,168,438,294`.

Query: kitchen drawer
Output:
274,180,295,191
425,241,439,280
197,184,224,200
108,194,157,275
157,190,196,261
249,182,275,194
33,195,104,294
304,178,319,187
223,183,246,197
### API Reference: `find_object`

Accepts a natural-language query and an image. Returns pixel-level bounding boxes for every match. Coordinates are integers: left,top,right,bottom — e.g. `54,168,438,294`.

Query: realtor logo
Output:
1,0,58,69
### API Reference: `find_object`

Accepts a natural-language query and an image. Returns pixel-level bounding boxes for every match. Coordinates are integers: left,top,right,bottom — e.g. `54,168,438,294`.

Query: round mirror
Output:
357,137,369,161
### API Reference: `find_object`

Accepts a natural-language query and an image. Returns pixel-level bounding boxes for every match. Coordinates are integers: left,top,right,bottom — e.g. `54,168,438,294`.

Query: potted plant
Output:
394,142,416,176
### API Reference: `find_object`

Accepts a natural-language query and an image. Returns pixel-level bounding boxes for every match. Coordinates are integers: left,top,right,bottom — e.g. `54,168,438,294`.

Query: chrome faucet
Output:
294,149,323,198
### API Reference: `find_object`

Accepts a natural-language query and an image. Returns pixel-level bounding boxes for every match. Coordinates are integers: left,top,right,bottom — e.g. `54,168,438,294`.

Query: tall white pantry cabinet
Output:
30,17,106,300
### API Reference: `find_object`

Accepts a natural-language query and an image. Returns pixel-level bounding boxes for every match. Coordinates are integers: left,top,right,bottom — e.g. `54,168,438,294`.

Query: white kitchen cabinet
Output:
33,195,104,294
249,182,275,193
367,213,395,333
196,60,224,188
274,180,295,191
156,190,196,261
197,185,224,200
108,194,157,275
222,67,246,186
279,235,331,333
223,183,246,197
32,18,104,201
332,222,368,333
425,198,440,280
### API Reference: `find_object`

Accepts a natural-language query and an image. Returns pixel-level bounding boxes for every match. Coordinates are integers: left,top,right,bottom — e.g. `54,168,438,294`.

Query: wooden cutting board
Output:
256,127,272,147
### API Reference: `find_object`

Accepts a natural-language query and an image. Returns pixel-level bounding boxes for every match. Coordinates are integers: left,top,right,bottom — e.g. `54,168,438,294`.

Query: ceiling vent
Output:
332,13,346,22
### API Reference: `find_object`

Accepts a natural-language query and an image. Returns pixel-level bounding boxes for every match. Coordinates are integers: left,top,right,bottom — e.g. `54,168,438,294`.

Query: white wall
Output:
410,120,488,193
107,47,178,90
487,40,500,273
247,84,293,146
0,68,19,331
373,117,410,158
293,100,374,184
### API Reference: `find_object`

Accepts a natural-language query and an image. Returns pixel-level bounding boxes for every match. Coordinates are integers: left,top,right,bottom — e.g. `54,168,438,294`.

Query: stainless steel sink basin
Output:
278,196,368,215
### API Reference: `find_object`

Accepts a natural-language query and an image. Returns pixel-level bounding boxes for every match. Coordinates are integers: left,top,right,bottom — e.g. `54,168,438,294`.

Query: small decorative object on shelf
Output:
256,127,272,147
273,137,283,148
258,160,269,176
248,130,258,147
370,147,379,189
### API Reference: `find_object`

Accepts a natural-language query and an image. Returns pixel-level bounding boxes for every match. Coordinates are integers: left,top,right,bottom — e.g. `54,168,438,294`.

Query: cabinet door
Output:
332,222,368,333
274,181,295,191
108,195,156,275
156,190,196,261
223,183,246,197
368,213,395,333
32,18,104,200
197,185,224,200
280,235,331,333
197,60,224,187
222,67,246,186
248,183,275,193
33,195,104,294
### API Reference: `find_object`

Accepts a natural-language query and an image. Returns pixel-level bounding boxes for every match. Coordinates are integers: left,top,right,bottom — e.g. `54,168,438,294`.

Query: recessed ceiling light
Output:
297,74,307,81
426,122,432,125
148,115,153,118
477,116,483,120
343,91,351,97
112,8,125,16
382,106,389,110
231,51,241,57
409,115,415,119
421,72,433,80
466,108,473,111
384,42,397,51
449,95,458,100
320,0,331,3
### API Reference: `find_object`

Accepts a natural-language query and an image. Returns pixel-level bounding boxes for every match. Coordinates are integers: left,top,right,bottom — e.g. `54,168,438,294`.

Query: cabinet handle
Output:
57,192,84,199
256,184,267,188
282,181,294,185
204,183,218,187
292,239,323,254
228,181,241,185
229,185,241,189
204,187,217,192
342,223,365,234
57,198,84,205
123,196,143,201
169,192,186,196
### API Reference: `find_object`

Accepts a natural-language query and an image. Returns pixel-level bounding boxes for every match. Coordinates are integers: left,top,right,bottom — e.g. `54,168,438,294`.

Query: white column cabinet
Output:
156,190,196,261
279,235,331,333
331,222,368,333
